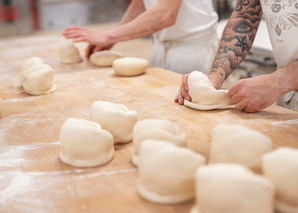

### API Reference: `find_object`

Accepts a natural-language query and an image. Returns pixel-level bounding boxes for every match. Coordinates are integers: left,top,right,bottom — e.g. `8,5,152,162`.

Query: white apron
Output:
142,0,219,74
260,0,298,111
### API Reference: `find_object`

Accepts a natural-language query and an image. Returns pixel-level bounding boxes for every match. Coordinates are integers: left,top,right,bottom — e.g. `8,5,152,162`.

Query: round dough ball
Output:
0,97,3,116
209,124,272,170
191,164,274,213
184,71,232,110
90,51,123,67
59,43,82,64
20,58,57,95
138,140,206,204
89,101,137,144
132,118,187,166
112,57,148,76
262,147,298,213
59,118,115,167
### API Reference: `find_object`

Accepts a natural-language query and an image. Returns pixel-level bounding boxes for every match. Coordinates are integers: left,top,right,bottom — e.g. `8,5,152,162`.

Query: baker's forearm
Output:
119,0,146,25
208,0,262,88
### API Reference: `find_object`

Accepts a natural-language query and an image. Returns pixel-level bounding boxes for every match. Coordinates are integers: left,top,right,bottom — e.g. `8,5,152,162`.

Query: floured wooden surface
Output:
0,32,298,213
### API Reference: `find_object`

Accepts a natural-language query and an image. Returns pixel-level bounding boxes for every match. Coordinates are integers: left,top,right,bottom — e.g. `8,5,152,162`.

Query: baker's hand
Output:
175,74,191,105
228,74,281,112
85,43,114,60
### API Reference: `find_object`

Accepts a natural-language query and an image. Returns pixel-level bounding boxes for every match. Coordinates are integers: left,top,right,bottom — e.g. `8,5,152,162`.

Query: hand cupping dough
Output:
184,71,232,110
89,101,137,144
191,164,274,213
90,51,123,67
59,118,115,167
112,57,148,76
138,140,206,204
59,43,82,64
132,118,187,166
20,57,57,95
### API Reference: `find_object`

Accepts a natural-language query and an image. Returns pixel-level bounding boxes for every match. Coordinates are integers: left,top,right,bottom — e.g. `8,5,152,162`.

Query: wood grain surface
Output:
0,31,298,213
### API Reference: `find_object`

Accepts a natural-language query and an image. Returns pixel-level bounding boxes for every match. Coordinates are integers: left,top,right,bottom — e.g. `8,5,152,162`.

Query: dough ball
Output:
191,164,274,213
59,118,115,167
209,124,272,170
20,58,57,95
0,97,3,116
132,118,187,166
89,101,137,144
184,71,232,110
59,43,82,64
262,147,298,213
138,140,206,204
90,51,123,67
112,57,148,76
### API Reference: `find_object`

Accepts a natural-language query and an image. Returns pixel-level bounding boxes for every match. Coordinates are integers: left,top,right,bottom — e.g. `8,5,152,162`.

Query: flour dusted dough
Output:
59,43,82,64
112,57,148,76
20,57,57,95
209,124,272,170
90,51,123,67
89,101,137,144
191,164,274,213
184,71,232,110
262,147,298,213
0,97,3,116
132,118,187,166
59,118,114,167
138,140,206,204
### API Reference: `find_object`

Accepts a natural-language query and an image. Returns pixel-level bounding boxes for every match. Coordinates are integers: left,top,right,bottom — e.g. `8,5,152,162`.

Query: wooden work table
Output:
0,31,298,213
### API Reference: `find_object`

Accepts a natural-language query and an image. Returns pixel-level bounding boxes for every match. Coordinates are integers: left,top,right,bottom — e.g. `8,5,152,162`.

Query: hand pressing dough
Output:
59,43,82,64
59,118,114,167
90,51,123,67
209,124,272,170
112,57,148,76
132,118,187,166
138,140,206,204
89,101,137,144
191,164,274,213
262,147,298,213
184,71,232,110
0,97,3,116
20,57,57,95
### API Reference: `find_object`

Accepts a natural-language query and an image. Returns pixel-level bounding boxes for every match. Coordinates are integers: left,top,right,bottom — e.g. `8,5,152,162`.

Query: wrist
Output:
207,72,225,89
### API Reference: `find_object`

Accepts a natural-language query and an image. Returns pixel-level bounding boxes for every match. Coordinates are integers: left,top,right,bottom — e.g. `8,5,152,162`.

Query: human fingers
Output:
93,46,102,53
181,74,189,91
235,99,247,111
85,44,95,60
175,89,185,105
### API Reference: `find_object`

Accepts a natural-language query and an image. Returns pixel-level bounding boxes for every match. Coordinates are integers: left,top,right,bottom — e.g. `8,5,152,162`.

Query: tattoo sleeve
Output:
210,0,262,81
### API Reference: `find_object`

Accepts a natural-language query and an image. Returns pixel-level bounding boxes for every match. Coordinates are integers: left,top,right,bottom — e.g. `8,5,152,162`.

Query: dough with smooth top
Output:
89,101,137,144
184,71,232,110
132,118,187,166
209,124,272,170
20,57,57,95
112,57,148,76
191,164,274,213
138,140,206,204
262,147,298,213
59,43,82,64
90,51,123,67
59,118,115,167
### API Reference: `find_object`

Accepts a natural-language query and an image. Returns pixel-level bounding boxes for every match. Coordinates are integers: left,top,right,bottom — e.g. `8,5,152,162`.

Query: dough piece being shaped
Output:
262,147,298,213
0,97,3,116
184,71,232,110
59,118,114,167
59,43,82,64
89,101,137,144
132,118,187,166
138,140,206,204
191,164,274,213
209,124,272,170
112,57,148,76
20,58,57,95
90,51,123,67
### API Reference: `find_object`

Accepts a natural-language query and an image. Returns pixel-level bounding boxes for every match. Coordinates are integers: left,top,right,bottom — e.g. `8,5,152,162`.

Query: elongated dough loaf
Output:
90,51,123,67
113,57,148,76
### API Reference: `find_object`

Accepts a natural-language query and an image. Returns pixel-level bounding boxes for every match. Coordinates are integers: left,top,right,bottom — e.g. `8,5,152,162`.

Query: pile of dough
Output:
262,147,298,213
0,97,3,116
184,71,232,110
59,118,114,167
90,51,123,67
138,140,206,204
20,57,57,95
112,57,148,76
209,124,272,170
59,43,82,64
89,101,137,144
191,164,274,213
132,118,187,166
